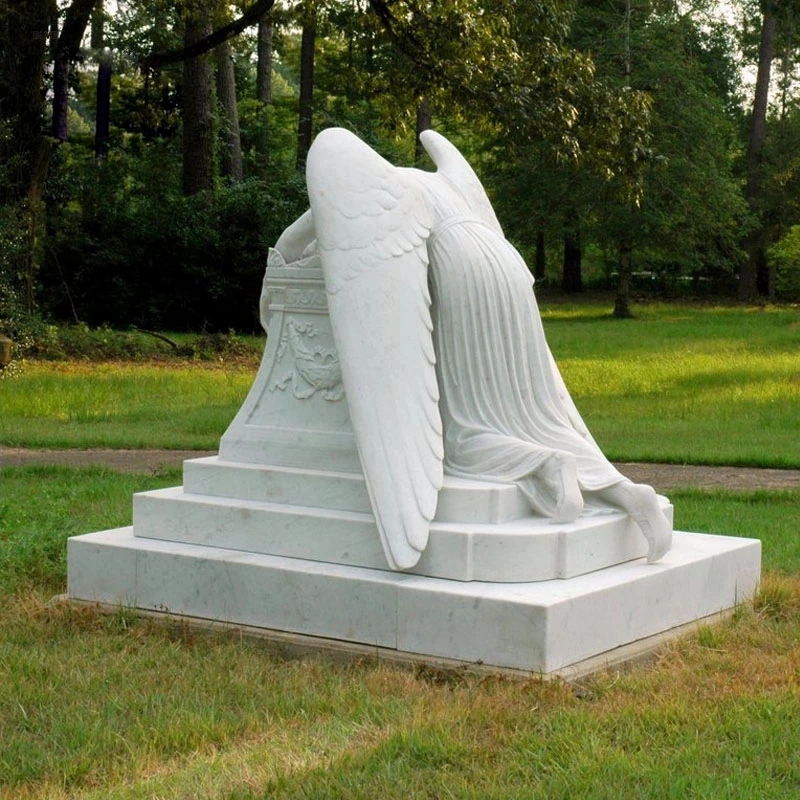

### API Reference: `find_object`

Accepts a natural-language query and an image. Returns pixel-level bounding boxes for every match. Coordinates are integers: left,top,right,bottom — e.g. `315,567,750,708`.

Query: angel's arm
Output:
274,209,315,263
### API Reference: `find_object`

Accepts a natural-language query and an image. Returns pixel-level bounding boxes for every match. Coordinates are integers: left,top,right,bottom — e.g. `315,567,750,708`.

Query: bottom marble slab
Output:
67,529,761,674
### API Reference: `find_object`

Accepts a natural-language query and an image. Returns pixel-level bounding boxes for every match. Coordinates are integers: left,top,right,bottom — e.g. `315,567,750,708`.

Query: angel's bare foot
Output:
600,482,672,562
539,453,584,524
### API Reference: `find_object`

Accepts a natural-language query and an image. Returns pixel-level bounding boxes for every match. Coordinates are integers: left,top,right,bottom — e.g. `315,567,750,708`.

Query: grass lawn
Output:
543,303,800,467
0,361,255,450
2,302,799,797
2,303,799,465
0,466,798,798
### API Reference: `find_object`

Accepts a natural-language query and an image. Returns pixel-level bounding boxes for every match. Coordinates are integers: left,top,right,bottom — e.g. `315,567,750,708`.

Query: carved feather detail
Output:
307,128,442,570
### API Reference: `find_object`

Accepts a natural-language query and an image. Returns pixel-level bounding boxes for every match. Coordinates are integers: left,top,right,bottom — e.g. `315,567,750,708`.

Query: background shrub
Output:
40,143,307,332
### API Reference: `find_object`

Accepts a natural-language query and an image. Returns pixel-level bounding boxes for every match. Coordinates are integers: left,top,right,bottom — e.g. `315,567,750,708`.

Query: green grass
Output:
0,362,255,449
1,466,799,798
2,304,797,797
542,303,800,467
671,488,800,573
2,303,799,464
0,466,181,595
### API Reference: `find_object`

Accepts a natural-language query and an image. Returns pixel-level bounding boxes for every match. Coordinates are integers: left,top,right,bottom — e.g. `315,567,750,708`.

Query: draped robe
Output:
422,180,627,517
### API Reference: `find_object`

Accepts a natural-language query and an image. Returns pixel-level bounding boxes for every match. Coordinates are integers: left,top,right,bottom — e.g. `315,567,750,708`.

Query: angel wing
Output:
419,129,504,237
306,127,443,570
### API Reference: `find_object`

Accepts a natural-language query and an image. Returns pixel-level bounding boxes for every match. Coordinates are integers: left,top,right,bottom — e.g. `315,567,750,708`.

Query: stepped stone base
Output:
68,528,760,675
129,458,671,583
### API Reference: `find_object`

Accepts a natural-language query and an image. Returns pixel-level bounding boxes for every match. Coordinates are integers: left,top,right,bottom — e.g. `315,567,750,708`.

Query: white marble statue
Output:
275,127,672,571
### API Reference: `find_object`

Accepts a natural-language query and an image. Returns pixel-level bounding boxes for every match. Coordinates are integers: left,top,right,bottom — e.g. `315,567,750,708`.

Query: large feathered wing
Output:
419,129,504,236
306,128,443,570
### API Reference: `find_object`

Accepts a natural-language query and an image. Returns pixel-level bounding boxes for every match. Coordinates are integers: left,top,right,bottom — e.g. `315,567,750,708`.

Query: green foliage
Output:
41,140,306,331
485,2,747,289
19,322,261,361
0,203,50,369
759,109,800,298
0,0,793,322
574,3,746,283
767,225,800,300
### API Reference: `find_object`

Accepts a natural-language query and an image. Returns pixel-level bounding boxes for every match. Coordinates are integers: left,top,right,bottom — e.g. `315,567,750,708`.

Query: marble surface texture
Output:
68,528,760,674
134,457,672,582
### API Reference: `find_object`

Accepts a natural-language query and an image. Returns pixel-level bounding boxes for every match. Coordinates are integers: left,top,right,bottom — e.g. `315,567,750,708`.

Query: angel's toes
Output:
645,521,672,563
548,454,584,524
635,504,672,562
552,491,583,524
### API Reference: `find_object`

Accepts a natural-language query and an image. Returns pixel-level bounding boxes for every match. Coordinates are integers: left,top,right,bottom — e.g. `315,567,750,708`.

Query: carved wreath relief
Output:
269,318,344,401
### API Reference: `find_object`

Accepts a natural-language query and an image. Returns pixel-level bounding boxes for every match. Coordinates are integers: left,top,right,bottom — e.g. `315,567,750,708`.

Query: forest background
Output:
2,0,800,346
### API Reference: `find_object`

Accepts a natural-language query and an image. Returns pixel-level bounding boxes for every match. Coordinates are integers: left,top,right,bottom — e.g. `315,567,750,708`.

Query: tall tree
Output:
1,0,95,315
562,209,583,293
95,47,112,160
257,10,273,104
51,0,96,143
90,0,105,49
216,40,243,181
1,0,54,205
142,0,276,70
568,0,745,310
741,0,778,299
182,13,215,195
296,0,317,170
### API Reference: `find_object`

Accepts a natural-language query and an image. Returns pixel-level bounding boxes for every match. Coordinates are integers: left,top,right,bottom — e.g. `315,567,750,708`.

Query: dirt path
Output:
2,446,800,492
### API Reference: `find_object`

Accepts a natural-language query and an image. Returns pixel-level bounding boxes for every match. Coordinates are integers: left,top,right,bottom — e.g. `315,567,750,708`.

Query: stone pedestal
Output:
68,528,759,674
66,257,761,675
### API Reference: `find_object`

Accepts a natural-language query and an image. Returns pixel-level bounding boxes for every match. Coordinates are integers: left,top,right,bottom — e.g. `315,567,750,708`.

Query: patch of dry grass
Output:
2,578,799,799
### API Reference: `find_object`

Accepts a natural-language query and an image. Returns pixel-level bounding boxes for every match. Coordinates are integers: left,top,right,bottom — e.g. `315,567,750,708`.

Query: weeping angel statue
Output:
275,127,672,571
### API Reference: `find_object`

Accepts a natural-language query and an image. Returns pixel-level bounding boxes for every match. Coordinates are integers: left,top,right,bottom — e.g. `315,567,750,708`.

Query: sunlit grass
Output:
670,488,800,573
0,362,255,449
2,303,799,464
542,304,800,467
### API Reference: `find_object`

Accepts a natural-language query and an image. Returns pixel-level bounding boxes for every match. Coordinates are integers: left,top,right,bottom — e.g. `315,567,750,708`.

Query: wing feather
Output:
420,129,504,236
306,128,443,570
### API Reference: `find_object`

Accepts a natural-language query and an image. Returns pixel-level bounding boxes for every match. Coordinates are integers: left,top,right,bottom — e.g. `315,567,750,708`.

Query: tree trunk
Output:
415,97,432,165
1,0,94,320
614,236,634,318
90,0,104,49
52,51,70,142
257,13,273,104
143,0,276,71
182,17,215,196
534,231,546,282
2,0,54,316
562,213,583,293
740,3,777,301
94,47,111,160
1,0,52,204
296,5,316,171
50,0,97,144
215,41,243,181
